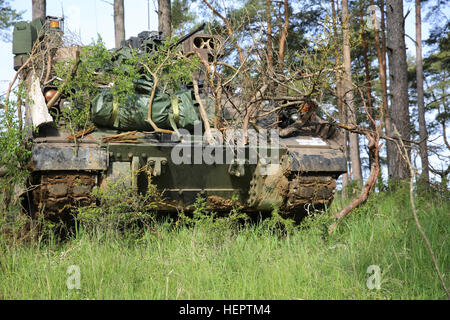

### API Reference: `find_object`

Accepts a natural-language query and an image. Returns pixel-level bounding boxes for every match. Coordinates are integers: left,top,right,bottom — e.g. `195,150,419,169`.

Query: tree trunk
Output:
360,10,376,169
32,0,46,21
360,11,375,132
114,0,125,49
276,0,289,95
277,0,289,74
332,0,350,191
386,0,411,180
342,0,363,186
415,0,429,181
371,0,393,181
265,0,274,75
158,0,172,38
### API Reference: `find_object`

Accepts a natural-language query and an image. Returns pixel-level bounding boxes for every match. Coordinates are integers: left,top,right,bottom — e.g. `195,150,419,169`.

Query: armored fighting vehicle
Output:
13,17,347,221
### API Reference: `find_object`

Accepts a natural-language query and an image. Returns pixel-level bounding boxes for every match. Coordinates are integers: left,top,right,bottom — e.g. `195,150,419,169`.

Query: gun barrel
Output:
171,23,206,48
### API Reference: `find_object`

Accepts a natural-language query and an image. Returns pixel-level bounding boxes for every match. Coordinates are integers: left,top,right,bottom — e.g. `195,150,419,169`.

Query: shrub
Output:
74,180,161,240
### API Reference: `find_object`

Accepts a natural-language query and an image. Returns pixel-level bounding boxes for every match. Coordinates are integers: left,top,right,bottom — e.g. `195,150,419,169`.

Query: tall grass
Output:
0,186,448,299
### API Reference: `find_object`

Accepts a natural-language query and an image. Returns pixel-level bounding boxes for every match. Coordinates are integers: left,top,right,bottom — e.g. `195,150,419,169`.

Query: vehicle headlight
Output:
290,113,298,121
44,89,57,102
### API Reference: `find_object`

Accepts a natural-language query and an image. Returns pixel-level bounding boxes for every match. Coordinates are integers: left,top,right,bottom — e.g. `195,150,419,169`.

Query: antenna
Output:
94,0,98,33
61,1,65,32
147,0,150,30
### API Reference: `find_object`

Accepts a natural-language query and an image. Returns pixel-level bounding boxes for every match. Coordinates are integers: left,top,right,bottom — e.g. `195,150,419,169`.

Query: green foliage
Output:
341,178,364,198
0,117,30,186
177,195,249,248
178,195,214,227
0,95,31,243
53,35,200,134
291,18,343,99
138,36,200,95
424,24,450,130
0,85,31,214
172,0,198,35
260,206,297,236
74,180,159,240
54,36,138,132
203,0,323,66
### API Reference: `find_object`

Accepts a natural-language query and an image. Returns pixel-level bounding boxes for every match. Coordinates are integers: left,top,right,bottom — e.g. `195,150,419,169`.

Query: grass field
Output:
0,186,448,300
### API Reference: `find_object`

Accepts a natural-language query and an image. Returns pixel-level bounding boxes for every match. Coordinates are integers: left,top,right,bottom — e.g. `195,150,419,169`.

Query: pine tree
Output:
386,0,411,180
114,0,125,48
415,0,430,182
158,0,172,38
0,0,22,41
32,0,46,21
342,0,363,186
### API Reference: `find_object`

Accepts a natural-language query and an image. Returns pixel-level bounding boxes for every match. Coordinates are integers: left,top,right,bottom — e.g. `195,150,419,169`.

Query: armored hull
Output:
28,126,346,220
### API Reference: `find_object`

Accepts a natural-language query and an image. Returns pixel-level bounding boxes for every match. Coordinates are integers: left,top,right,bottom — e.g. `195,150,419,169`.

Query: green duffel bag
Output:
91,89,200,131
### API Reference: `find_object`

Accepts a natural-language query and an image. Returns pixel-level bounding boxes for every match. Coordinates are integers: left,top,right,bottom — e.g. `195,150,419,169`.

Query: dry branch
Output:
329,135,381,233
101,131,144,143
4,56,34,125
138,54,174,134
242,84,269,143
329,85,382,233
202,0,244,63
66,125,96,141
47,50,81,109
277,0,289,78
193,78,216,145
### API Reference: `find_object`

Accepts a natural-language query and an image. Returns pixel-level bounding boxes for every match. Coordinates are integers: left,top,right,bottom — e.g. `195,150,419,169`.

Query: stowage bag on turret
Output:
91,90,200,131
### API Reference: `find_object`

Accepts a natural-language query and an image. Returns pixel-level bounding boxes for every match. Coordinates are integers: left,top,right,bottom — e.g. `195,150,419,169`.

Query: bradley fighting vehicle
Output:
13,16,347,221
